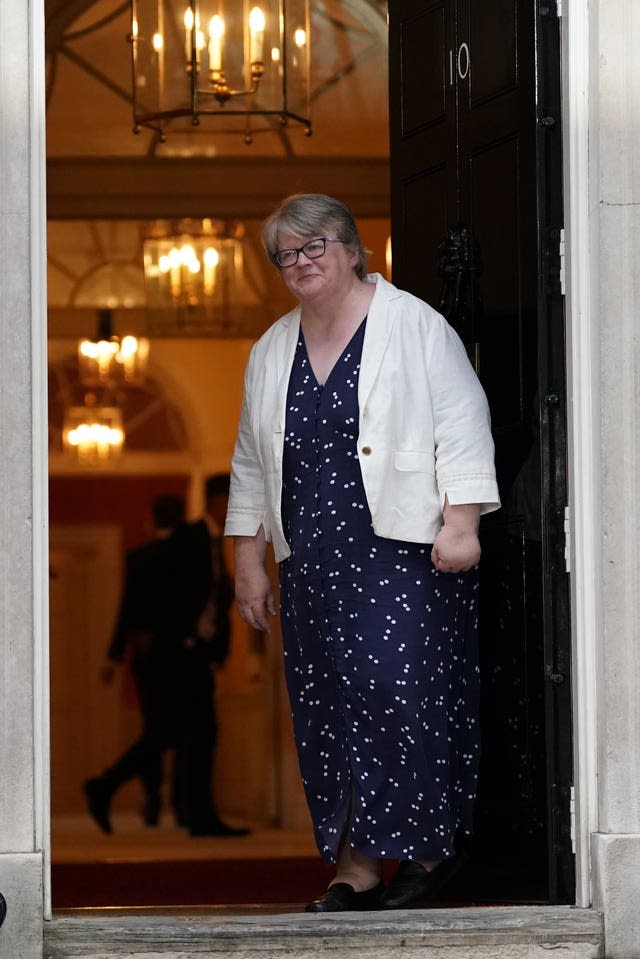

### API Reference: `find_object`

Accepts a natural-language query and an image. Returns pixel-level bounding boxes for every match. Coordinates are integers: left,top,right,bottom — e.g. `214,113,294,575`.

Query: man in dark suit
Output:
84,494,212,833
85,486,250,838
172,474,250,837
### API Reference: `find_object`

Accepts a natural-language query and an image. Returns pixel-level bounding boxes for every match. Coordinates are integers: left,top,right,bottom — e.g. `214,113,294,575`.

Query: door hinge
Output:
559,228,566,295
556,0,563,16
570,784,576,853
564,505,571,573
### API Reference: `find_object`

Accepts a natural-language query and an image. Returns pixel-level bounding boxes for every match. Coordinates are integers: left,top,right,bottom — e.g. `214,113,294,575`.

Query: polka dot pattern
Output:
279,320,480,865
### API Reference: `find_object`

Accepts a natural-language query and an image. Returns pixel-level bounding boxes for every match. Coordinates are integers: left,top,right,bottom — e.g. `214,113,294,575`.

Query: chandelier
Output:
78,309,149,386
143,219,244,333
130,0,311,144
62,402,125,463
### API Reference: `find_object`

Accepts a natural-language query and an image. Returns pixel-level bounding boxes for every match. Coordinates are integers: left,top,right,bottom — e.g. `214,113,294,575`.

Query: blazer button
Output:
361,445,372,456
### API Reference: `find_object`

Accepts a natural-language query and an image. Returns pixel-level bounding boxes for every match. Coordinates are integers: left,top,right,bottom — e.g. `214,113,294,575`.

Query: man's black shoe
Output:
143,794,161,826
83,777,113,835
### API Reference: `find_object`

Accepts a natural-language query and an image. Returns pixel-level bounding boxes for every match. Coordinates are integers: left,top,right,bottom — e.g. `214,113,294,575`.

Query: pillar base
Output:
0,853,43,959
592,832,640,959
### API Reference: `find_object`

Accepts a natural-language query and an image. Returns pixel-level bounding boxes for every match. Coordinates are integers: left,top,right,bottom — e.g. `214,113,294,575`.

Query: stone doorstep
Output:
44,905,604,959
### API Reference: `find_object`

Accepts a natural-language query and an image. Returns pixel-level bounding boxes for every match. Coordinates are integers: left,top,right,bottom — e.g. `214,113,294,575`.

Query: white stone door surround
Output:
3,0,640,956
0,0,50,955
562,0,599,911
563,1,640,956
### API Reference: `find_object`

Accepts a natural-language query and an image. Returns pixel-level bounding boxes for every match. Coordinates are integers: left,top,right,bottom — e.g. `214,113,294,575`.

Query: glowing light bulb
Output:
249,7,265,62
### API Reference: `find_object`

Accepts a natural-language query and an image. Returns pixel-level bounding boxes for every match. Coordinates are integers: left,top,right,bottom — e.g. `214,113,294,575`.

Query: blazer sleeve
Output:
426,311,500,513
225,346,271,539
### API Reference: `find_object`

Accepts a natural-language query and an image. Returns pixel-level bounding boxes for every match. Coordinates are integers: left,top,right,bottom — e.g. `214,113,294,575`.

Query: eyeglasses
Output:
273,237,344,269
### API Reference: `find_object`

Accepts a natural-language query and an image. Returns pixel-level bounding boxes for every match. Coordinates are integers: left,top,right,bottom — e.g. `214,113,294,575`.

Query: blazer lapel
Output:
358,275,399,410
270,276,399,426
273,307,301,431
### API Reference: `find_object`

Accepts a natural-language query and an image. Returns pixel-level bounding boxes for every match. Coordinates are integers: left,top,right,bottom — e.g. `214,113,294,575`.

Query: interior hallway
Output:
52,814,324,909
54,814,316,863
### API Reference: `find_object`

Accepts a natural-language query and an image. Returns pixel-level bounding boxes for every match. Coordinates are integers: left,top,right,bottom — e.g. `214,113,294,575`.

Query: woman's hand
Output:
431,498,481,573
234,528,277,632
235,564,276,632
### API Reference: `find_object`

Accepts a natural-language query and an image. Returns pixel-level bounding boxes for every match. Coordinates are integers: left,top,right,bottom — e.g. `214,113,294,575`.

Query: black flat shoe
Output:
83,777,112,835
378,856,463,909
305,880,385,913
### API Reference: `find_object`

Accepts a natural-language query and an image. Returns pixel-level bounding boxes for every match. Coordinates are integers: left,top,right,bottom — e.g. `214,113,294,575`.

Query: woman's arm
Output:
234,526,276,632
431,496,481,573
426,312,500,515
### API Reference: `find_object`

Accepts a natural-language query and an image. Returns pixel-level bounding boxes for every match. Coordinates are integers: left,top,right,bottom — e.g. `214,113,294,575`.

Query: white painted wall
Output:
0,0,639,954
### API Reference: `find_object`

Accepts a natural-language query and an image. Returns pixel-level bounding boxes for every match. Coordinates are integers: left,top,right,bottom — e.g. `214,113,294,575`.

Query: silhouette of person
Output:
84,494,212,833
172,474,250,837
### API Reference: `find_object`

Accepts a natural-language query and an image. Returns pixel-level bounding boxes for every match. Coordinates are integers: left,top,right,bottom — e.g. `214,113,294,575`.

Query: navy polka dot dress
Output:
279,319,481,865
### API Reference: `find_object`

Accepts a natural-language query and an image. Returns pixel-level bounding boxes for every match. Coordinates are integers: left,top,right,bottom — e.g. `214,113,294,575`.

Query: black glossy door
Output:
389,0,573,903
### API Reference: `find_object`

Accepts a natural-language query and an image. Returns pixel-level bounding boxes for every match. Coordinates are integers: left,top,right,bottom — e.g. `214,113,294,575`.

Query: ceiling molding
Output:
47,157,390,219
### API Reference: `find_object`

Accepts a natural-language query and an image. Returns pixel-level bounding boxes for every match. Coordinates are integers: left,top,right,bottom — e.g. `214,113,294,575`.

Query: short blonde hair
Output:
262,193,369,280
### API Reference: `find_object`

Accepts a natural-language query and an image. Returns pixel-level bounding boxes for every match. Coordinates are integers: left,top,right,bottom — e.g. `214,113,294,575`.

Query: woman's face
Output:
275,229,358,303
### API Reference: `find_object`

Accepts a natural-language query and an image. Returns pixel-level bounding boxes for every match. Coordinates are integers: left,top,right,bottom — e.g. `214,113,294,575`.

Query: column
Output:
0,0,48,956
591,1,640,956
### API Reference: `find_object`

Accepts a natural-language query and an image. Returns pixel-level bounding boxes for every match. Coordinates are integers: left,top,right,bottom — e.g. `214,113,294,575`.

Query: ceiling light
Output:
130,0,311,144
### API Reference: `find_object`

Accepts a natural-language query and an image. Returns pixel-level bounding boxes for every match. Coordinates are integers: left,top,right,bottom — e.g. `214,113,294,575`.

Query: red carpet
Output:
52,858,541,909
52,857,332,908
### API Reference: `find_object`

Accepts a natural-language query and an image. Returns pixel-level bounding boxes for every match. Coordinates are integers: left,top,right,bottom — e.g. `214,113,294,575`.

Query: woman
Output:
225,194,500,911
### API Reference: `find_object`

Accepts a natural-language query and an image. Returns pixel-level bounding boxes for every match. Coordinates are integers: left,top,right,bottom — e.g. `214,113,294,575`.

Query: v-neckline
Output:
299,316,367,388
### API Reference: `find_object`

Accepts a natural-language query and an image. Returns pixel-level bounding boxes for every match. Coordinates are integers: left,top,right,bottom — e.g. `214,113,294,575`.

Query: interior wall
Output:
47,337,312,832
49,476,189,816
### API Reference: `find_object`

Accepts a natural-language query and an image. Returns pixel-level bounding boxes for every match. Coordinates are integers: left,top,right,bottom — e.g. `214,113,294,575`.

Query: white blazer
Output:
225,273,500,562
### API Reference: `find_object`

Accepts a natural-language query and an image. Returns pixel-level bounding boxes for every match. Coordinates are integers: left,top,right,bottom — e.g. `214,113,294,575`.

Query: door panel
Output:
389,0,572,903
399,167,451,306
467,0,518,106
49,524,129,815
400,5,448,135
468,135,527,433
390,0,457,305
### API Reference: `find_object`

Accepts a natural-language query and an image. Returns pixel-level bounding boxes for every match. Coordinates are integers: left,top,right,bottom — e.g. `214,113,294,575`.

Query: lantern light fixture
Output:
78,309,150,386
63,402,125,463
130,0,312,144
143,219,245,334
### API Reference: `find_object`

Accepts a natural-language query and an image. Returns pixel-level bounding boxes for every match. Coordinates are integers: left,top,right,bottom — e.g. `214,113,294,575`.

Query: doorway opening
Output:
46,0,390,910
45,0,572,911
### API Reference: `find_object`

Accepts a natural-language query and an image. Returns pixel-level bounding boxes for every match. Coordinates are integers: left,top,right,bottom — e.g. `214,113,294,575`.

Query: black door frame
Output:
534,0,574,903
